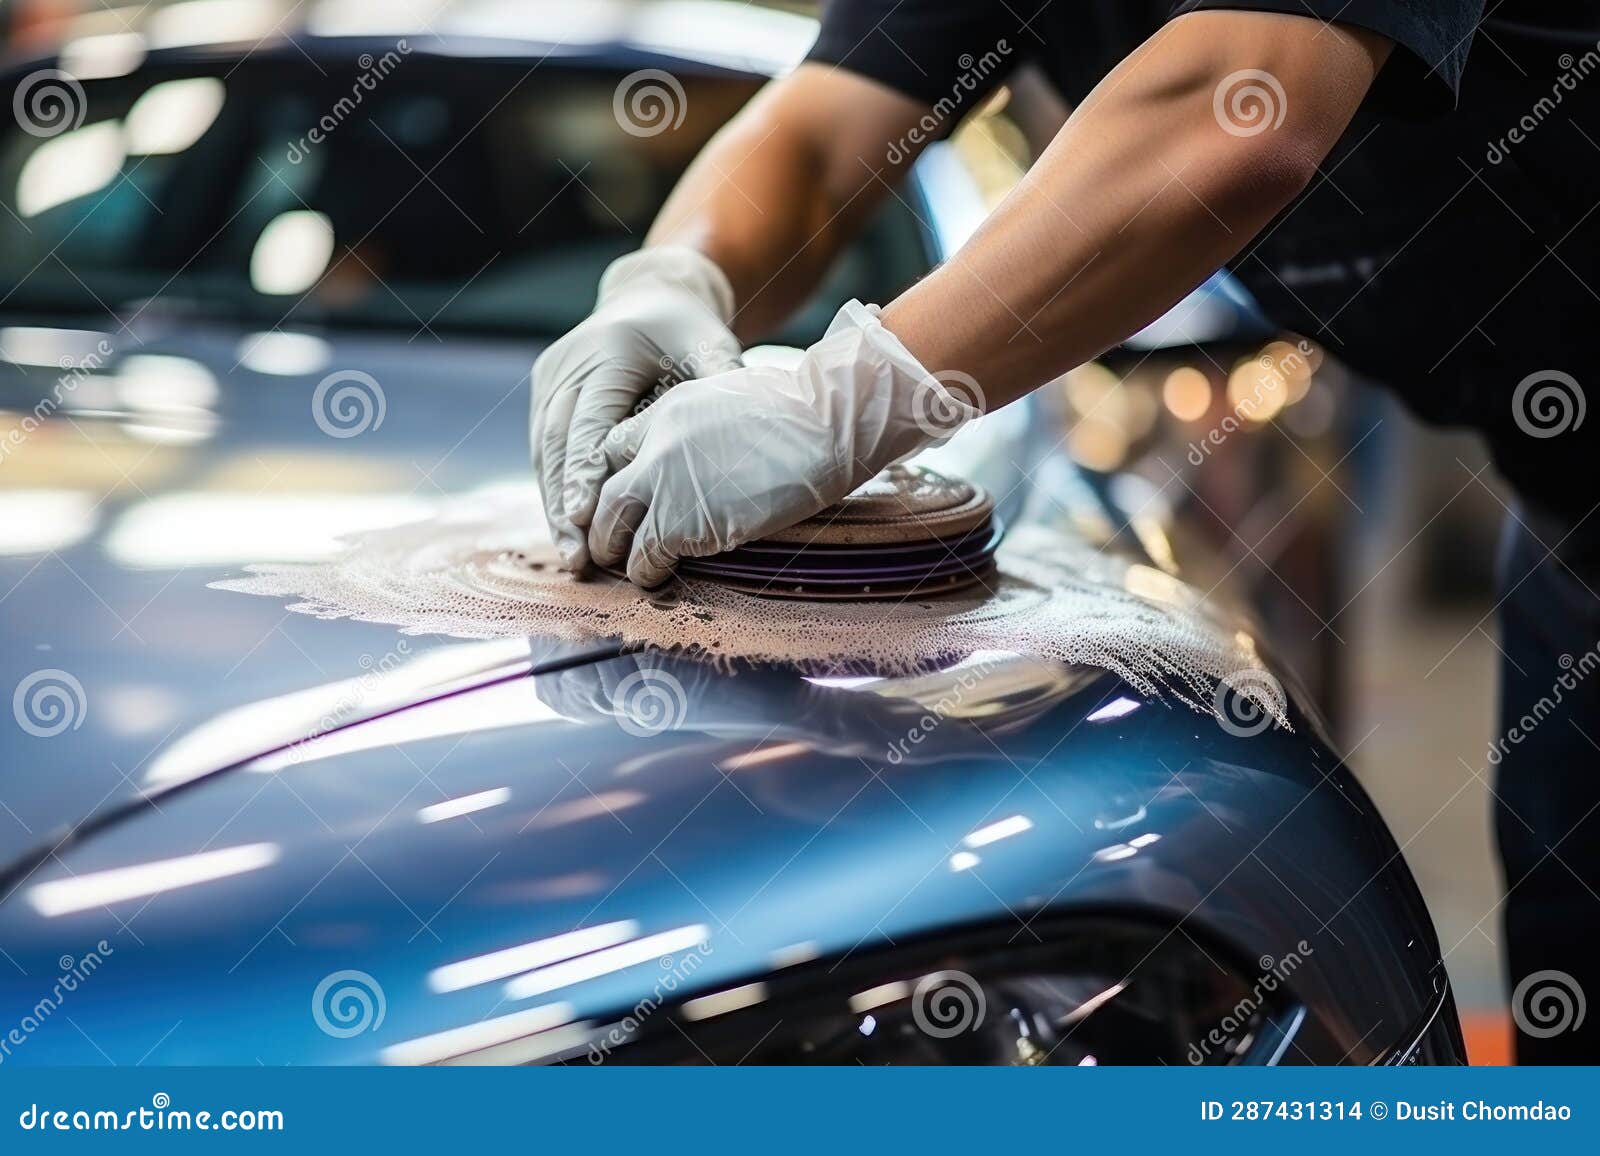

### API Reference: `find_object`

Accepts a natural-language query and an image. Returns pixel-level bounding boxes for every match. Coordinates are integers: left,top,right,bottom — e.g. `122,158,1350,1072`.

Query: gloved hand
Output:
588,299,981,587
531,246,741,570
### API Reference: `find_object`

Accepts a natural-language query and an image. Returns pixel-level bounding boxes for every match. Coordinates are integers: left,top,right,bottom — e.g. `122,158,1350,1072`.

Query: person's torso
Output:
1021,2,1600,514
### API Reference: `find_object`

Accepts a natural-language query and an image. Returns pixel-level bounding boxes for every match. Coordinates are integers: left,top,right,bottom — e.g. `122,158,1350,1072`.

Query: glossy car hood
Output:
0,642,1441,1065
0,313,1038,853
0,320,1442,1066
0,319,597,848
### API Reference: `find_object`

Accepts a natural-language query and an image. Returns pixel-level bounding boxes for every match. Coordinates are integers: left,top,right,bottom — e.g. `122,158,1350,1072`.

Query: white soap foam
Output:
210,485,1288,724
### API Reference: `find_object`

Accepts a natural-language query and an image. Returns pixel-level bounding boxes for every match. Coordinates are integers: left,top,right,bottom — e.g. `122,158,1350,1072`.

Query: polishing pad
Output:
678,464,999,600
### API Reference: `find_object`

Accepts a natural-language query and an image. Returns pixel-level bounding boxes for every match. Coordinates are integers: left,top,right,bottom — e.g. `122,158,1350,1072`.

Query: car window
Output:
0,53,932,341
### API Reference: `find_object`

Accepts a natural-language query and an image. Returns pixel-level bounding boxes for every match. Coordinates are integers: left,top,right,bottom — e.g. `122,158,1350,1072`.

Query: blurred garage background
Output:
0,0,1513,1060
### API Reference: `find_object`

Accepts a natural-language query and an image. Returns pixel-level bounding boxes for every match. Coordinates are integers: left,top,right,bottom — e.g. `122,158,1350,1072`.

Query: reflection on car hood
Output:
0,645,1440,1065
0,320,570,848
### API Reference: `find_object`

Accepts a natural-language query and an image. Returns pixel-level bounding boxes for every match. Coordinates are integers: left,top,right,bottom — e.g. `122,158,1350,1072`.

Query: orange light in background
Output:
1262,339,1316,403
1227,356,1288,424
1065,362,1157,448
1063,362,1120,416
1122,379,1158,438
1161,366,1211,421
1068,414,1128,472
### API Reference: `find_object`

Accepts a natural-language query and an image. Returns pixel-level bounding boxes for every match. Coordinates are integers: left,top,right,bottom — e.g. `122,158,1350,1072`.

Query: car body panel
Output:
0,644,1440,1065
0,325,557,845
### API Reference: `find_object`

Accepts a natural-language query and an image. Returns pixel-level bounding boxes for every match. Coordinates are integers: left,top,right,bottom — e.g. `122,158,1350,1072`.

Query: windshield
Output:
0,51,932,339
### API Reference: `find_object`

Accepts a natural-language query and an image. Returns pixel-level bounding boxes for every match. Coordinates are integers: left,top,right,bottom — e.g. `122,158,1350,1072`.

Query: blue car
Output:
0,2,1462,1066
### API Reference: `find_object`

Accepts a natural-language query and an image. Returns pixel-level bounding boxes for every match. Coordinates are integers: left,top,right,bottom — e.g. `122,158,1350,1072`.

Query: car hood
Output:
0,643,1440,1065
0,313,1039,852
0,319,1441,1065
0,318,588,847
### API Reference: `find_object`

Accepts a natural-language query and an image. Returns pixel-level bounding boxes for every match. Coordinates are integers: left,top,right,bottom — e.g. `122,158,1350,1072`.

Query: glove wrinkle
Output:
579,298,980,588
531,245,739,573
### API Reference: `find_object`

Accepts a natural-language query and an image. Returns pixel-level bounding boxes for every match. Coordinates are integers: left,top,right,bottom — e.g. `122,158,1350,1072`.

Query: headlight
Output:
583,918,1293,1065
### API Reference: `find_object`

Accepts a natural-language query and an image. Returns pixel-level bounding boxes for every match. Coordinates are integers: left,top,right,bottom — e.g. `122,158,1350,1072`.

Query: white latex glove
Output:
589,299,981,587
531,246,741,570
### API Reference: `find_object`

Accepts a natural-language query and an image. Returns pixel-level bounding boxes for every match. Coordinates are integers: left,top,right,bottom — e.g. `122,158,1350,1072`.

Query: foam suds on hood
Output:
210,485,1288,724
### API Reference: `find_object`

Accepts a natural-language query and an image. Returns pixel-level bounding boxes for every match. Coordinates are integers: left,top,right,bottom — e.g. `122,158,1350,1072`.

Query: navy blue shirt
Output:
807,1,1600,520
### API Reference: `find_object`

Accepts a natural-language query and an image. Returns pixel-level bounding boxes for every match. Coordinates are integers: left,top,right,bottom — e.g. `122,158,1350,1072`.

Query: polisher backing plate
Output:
685,560,999,601
758,464,993,545
690,521,1001,579
678,464,999,600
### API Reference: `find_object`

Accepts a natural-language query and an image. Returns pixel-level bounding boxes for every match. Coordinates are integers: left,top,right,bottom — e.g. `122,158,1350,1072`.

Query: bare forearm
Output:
883,13,1389,409
648,65,928,341
646,106,841,340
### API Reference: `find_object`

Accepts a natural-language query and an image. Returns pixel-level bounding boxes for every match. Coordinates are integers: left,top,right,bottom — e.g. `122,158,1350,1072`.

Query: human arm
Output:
882,10,1390,407
532,64,936,568
588,10,1395,585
